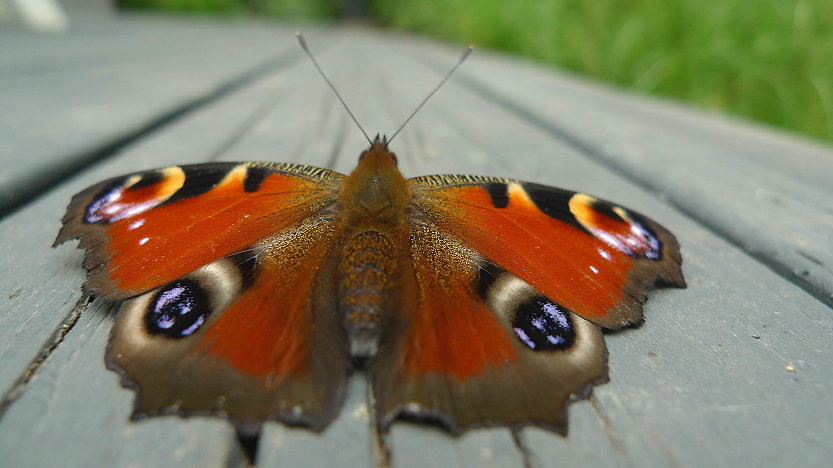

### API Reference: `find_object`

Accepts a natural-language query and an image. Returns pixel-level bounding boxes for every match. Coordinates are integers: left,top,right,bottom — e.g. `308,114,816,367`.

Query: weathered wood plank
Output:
258,376,377,467
0,299,238,467
0,16,275,78
0,16,307,216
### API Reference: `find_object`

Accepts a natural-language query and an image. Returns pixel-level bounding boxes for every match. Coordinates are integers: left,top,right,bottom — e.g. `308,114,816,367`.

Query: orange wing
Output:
409,175,685,329
55,162,342,299
370,174,684,433
57,162,351,430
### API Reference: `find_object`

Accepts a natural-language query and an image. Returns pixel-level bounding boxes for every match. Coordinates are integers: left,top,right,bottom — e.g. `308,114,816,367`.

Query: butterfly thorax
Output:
338,141,411,360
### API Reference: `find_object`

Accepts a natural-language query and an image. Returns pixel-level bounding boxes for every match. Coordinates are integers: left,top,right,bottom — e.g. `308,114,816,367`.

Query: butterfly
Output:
54,36,684,437
55,133,685,436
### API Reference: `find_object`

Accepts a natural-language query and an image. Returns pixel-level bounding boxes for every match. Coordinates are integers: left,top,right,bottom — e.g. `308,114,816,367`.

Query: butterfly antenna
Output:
388,46,473,145
297,33,372,145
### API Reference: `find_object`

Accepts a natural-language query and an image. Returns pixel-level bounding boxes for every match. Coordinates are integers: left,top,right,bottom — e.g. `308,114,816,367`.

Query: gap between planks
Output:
0,294,91,419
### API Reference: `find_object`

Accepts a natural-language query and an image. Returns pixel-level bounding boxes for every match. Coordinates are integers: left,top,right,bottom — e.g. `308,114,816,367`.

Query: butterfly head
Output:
358,134,398,166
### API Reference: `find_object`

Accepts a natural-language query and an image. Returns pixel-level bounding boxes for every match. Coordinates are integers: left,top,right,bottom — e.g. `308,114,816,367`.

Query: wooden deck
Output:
2,9,833,468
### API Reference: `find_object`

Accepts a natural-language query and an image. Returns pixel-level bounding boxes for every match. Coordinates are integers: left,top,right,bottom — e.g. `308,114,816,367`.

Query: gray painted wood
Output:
258,375,376,467
0,15,309,216
1,13,832,468
0,298,238,467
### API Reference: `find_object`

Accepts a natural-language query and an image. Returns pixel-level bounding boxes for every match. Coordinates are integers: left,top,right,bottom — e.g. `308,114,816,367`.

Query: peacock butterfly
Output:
54,40,685,437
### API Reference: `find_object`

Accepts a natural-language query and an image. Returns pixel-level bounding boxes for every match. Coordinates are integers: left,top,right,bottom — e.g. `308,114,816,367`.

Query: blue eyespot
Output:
512,297,575,351
145,279,211,338
85,181,124,223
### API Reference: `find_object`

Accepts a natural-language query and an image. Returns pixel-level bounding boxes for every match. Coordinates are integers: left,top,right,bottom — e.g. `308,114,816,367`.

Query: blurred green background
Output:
123,0,833,145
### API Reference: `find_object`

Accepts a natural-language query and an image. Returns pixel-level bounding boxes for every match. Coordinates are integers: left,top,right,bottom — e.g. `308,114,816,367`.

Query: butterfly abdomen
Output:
339,229,398,360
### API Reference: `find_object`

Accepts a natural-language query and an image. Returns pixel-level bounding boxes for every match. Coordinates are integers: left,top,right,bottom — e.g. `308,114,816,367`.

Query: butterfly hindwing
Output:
371,223,608,433
108,218,350,430
58,162,351,430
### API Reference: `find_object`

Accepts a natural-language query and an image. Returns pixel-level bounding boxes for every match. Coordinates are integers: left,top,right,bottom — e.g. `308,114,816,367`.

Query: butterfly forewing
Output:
55,162,343,299
408,175,685,329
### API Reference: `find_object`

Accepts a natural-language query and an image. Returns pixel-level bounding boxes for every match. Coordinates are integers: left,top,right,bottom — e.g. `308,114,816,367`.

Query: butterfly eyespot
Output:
596,210,662,260
512,297,575,351
84,180,127,224
83,168,188,225
567,194,665,261
145,279,211,338
626,216,662,260
595,204,662,259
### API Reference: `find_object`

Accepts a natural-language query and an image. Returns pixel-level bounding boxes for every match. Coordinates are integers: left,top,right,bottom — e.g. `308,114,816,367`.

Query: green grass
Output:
123,0,339,20
370,0,833,144
122,0,833,144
